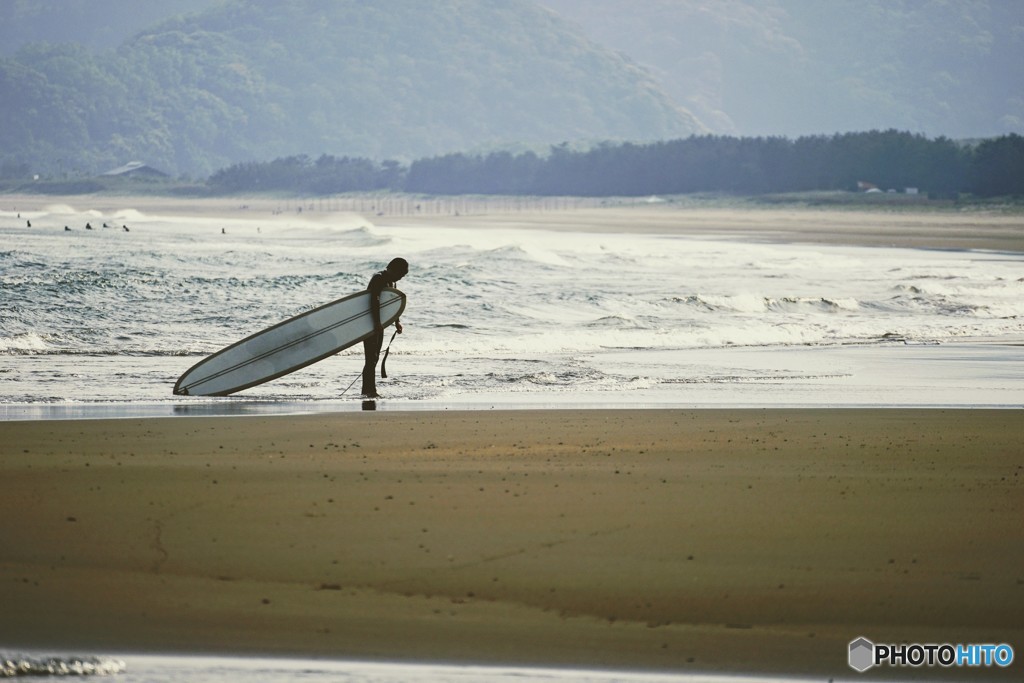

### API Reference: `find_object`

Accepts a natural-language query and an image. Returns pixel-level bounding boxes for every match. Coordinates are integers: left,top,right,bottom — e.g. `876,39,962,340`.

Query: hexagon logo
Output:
849,637,875,672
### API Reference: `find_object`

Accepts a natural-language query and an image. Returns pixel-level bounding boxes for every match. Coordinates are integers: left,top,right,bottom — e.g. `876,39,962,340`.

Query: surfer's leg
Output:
361,332,383,396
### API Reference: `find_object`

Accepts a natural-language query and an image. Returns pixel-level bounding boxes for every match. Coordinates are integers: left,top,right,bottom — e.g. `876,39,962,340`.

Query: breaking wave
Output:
1,654,126,677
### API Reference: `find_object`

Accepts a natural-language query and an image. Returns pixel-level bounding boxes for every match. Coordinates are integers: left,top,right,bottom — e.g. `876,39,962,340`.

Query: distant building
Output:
101,161,168,179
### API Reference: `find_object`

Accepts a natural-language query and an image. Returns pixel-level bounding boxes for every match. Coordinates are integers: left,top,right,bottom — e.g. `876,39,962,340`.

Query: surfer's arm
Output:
367,273,386,331
367,272,402,333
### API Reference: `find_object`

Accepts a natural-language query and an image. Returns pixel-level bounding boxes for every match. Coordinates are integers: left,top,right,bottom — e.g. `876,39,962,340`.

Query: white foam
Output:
0,332,50,353
2,651,880,682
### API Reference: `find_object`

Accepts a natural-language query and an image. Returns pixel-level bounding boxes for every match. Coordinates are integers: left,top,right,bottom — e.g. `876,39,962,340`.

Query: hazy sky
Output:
542,0,1024,139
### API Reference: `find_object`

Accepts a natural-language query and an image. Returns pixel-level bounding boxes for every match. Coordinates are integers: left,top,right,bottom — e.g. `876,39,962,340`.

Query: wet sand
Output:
1,409,1021,679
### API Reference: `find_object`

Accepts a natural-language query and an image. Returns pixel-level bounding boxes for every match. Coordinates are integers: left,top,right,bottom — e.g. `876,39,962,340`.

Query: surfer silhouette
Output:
361,257,408,398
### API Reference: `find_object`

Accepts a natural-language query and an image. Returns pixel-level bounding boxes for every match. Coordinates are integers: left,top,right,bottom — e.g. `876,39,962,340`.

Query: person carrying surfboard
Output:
362,257,409,397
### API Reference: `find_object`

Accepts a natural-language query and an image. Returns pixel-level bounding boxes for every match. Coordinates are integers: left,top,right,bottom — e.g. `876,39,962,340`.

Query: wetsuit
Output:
361,269,398,396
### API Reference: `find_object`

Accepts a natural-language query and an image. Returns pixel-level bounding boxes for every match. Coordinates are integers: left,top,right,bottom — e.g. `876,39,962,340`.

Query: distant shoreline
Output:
5,192,1023,252
4,187,1023,211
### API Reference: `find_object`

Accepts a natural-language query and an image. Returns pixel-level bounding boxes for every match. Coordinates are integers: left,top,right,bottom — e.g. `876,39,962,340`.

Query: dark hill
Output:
0,0,703,177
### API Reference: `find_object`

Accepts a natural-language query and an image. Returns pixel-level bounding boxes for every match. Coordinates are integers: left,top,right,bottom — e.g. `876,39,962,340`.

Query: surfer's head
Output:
386,257,409,280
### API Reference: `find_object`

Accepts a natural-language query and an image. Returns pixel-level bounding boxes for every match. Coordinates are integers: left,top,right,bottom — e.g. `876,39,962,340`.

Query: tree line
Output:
205,131,1024,199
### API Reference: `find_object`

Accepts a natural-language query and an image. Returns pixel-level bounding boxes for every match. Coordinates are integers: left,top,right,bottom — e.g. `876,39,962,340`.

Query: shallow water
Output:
0,651,877,682
1,203,1022,416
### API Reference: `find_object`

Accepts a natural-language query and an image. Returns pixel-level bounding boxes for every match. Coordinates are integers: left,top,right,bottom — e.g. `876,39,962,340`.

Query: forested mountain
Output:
541,0,1024,140
2,0,1020,183
0,0,702,177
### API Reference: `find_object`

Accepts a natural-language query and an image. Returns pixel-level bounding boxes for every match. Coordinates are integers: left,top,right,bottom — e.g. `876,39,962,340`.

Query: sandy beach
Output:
2,195,1022,678
1,409,1021,679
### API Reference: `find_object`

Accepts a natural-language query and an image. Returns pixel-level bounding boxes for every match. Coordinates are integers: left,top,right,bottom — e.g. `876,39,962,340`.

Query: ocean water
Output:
1,202,1023,417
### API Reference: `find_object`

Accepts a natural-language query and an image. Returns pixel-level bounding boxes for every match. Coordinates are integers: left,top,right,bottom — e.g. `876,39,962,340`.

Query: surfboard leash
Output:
380,328,399,378
340,328,398,397
340,372,361,396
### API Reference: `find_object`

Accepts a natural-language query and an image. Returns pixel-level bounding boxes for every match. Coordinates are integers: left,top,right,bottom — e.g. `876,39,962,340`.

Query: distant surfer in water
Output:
362,257,409,398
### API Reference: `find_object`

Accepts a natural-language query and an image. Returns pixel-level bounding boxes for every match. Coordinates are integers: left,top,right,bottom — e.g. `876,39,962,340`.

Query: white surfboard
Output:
173,287,405,396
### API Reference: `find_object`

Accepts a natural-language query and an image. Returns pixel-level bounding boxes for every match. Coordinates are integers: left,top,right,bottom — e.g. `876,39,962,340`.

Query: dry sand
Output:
2,409,1021,679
